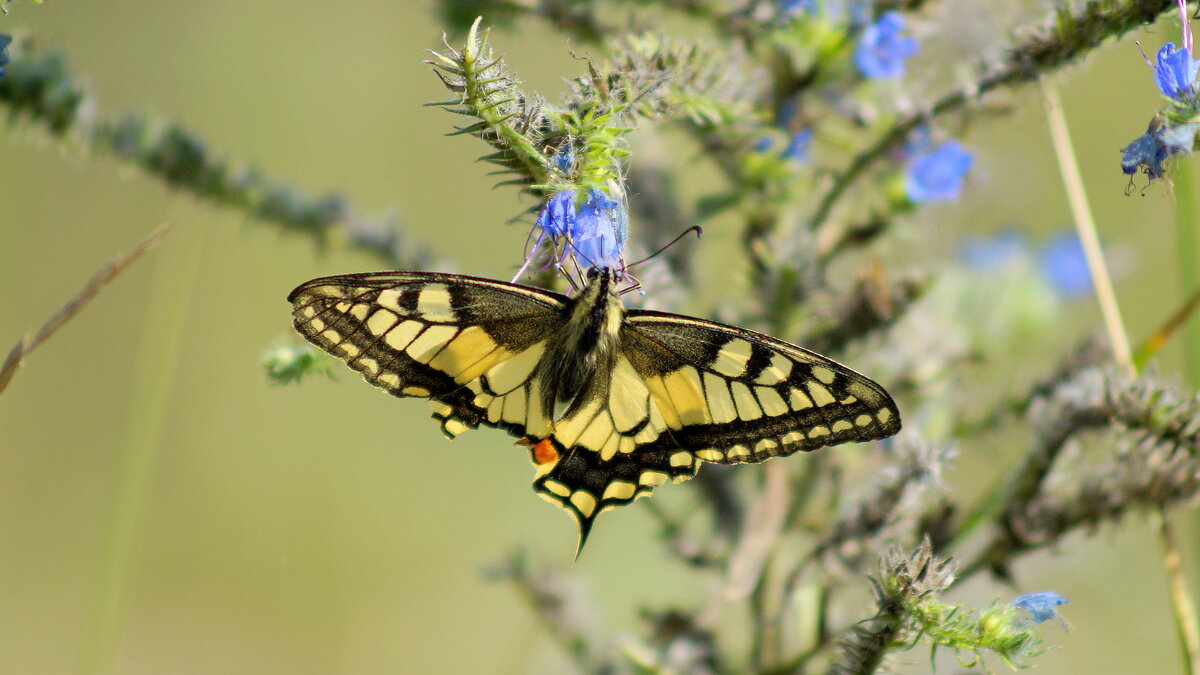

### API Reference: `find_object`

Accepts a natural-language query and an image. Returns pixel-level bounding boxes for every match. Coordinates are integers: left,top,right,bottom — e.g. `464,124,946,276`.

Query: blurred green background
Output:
0,1,1196,672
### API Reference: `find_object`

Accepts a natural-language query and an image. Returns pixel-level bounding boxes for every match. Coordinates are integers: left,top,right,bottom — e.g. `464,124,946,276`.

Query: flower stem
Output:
1156,511,1200,675
1039,76,1133,375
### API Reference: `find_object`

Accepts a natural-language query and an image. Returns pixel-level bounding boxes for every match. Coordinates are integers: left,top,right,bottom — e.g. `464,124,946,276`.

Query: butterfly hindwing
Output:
288,271,567,439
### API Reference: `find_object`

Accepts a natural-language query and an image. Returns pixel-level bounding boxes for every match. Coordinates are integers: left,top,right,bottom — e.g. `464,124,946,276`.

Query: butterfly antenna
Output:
624,226,702,270
617,271,644,296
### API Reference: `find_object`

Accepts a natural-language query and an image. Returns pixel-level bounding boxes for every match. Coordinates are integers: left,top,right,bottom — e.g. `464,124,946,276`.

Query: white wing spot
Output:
442,418,468,437
812,366,837,384
378,372,400,389
808,425,830,438
670,451,693,467
603,481,637,501
757,387,788,417
831,419,853,433
806,381,837,407
543,480,571,497
755,352,793,385
570,491,597,517
406,325,459,363
703,372,738,424
877,408,894,424
366,309,399,336
789,388,814,410
356,357,379,375
401,386,430,396
376,289,403,312
782,431,805,446
696,448,724,462
417,285,456,323
731,381,763,421
384,321,423,352
639,471,668,487
855,414,874,427
711,339,754,377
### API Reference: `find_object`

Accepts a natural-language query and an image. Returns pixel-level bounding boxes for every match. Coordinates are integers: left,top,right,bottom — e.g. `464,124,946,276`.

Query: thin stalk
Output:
76,224,204,674
1039,77,1133,375
1157,511,1200,675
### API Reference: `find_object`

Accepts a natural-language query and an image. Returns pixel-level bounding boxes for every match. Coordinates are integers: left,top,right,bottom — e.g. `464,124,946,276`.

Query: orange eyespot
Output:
528,438,559,466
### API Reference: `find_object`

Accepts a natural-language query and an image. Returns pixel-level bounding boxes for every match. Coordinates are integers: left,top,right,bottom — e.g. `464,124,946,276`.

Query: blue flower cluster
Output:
531,188,628,271
855,12,918,79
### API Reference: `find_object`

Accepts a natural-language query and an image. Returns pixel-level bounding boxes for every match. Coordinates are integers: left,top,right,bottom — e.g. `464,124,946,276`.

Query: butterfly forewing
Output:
289,271,567,438
621,310,901,461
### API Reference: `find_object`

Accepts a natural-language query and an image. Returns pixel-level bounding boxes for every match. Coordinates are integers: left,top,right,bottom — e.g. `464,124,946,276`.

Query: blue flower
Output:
1039,232,1092,298
572,188,626,268
855,12,918,79
958,229,1027,272
536,189,577,237
552,142,575,174
904,140,973,203
753,135,775,153
0,34,11,78
783,129,814,162
1154,42,1199,99
1012,592,1069,625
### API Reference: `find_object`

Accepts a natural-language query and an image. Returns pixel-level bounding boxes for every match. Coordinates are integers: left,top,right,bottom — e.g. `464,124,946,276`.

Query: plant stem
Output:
1039,77,1133,375
75,224,204,674
1157,511,1200,675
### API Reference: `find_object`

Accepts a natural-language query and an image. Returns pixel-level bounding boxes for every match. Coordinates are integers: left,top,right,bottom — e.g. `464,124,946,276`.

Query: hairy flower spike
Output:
855,12,918,79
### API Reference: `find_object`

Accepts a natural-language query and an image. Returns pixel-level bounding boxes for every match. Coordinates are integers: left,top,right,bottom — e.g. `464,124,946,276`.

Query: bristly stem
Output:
1040,76,1133,375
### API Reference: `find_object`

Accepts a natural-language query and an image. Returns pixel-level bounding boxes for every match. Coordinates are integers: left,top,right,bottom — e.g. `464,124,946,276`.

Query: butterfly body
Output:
289,267,900,551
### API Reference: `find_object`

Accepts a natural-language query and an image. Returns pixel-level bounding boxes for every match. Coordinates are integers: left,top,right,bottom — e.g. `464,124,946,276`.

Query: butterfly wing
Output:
288,271,567,439
532,309,901,542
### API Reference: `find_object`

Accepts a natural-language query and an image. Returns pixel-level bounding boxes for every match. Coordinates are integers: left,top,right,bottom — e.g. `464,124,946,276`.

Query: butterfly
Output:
288,265,901,553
